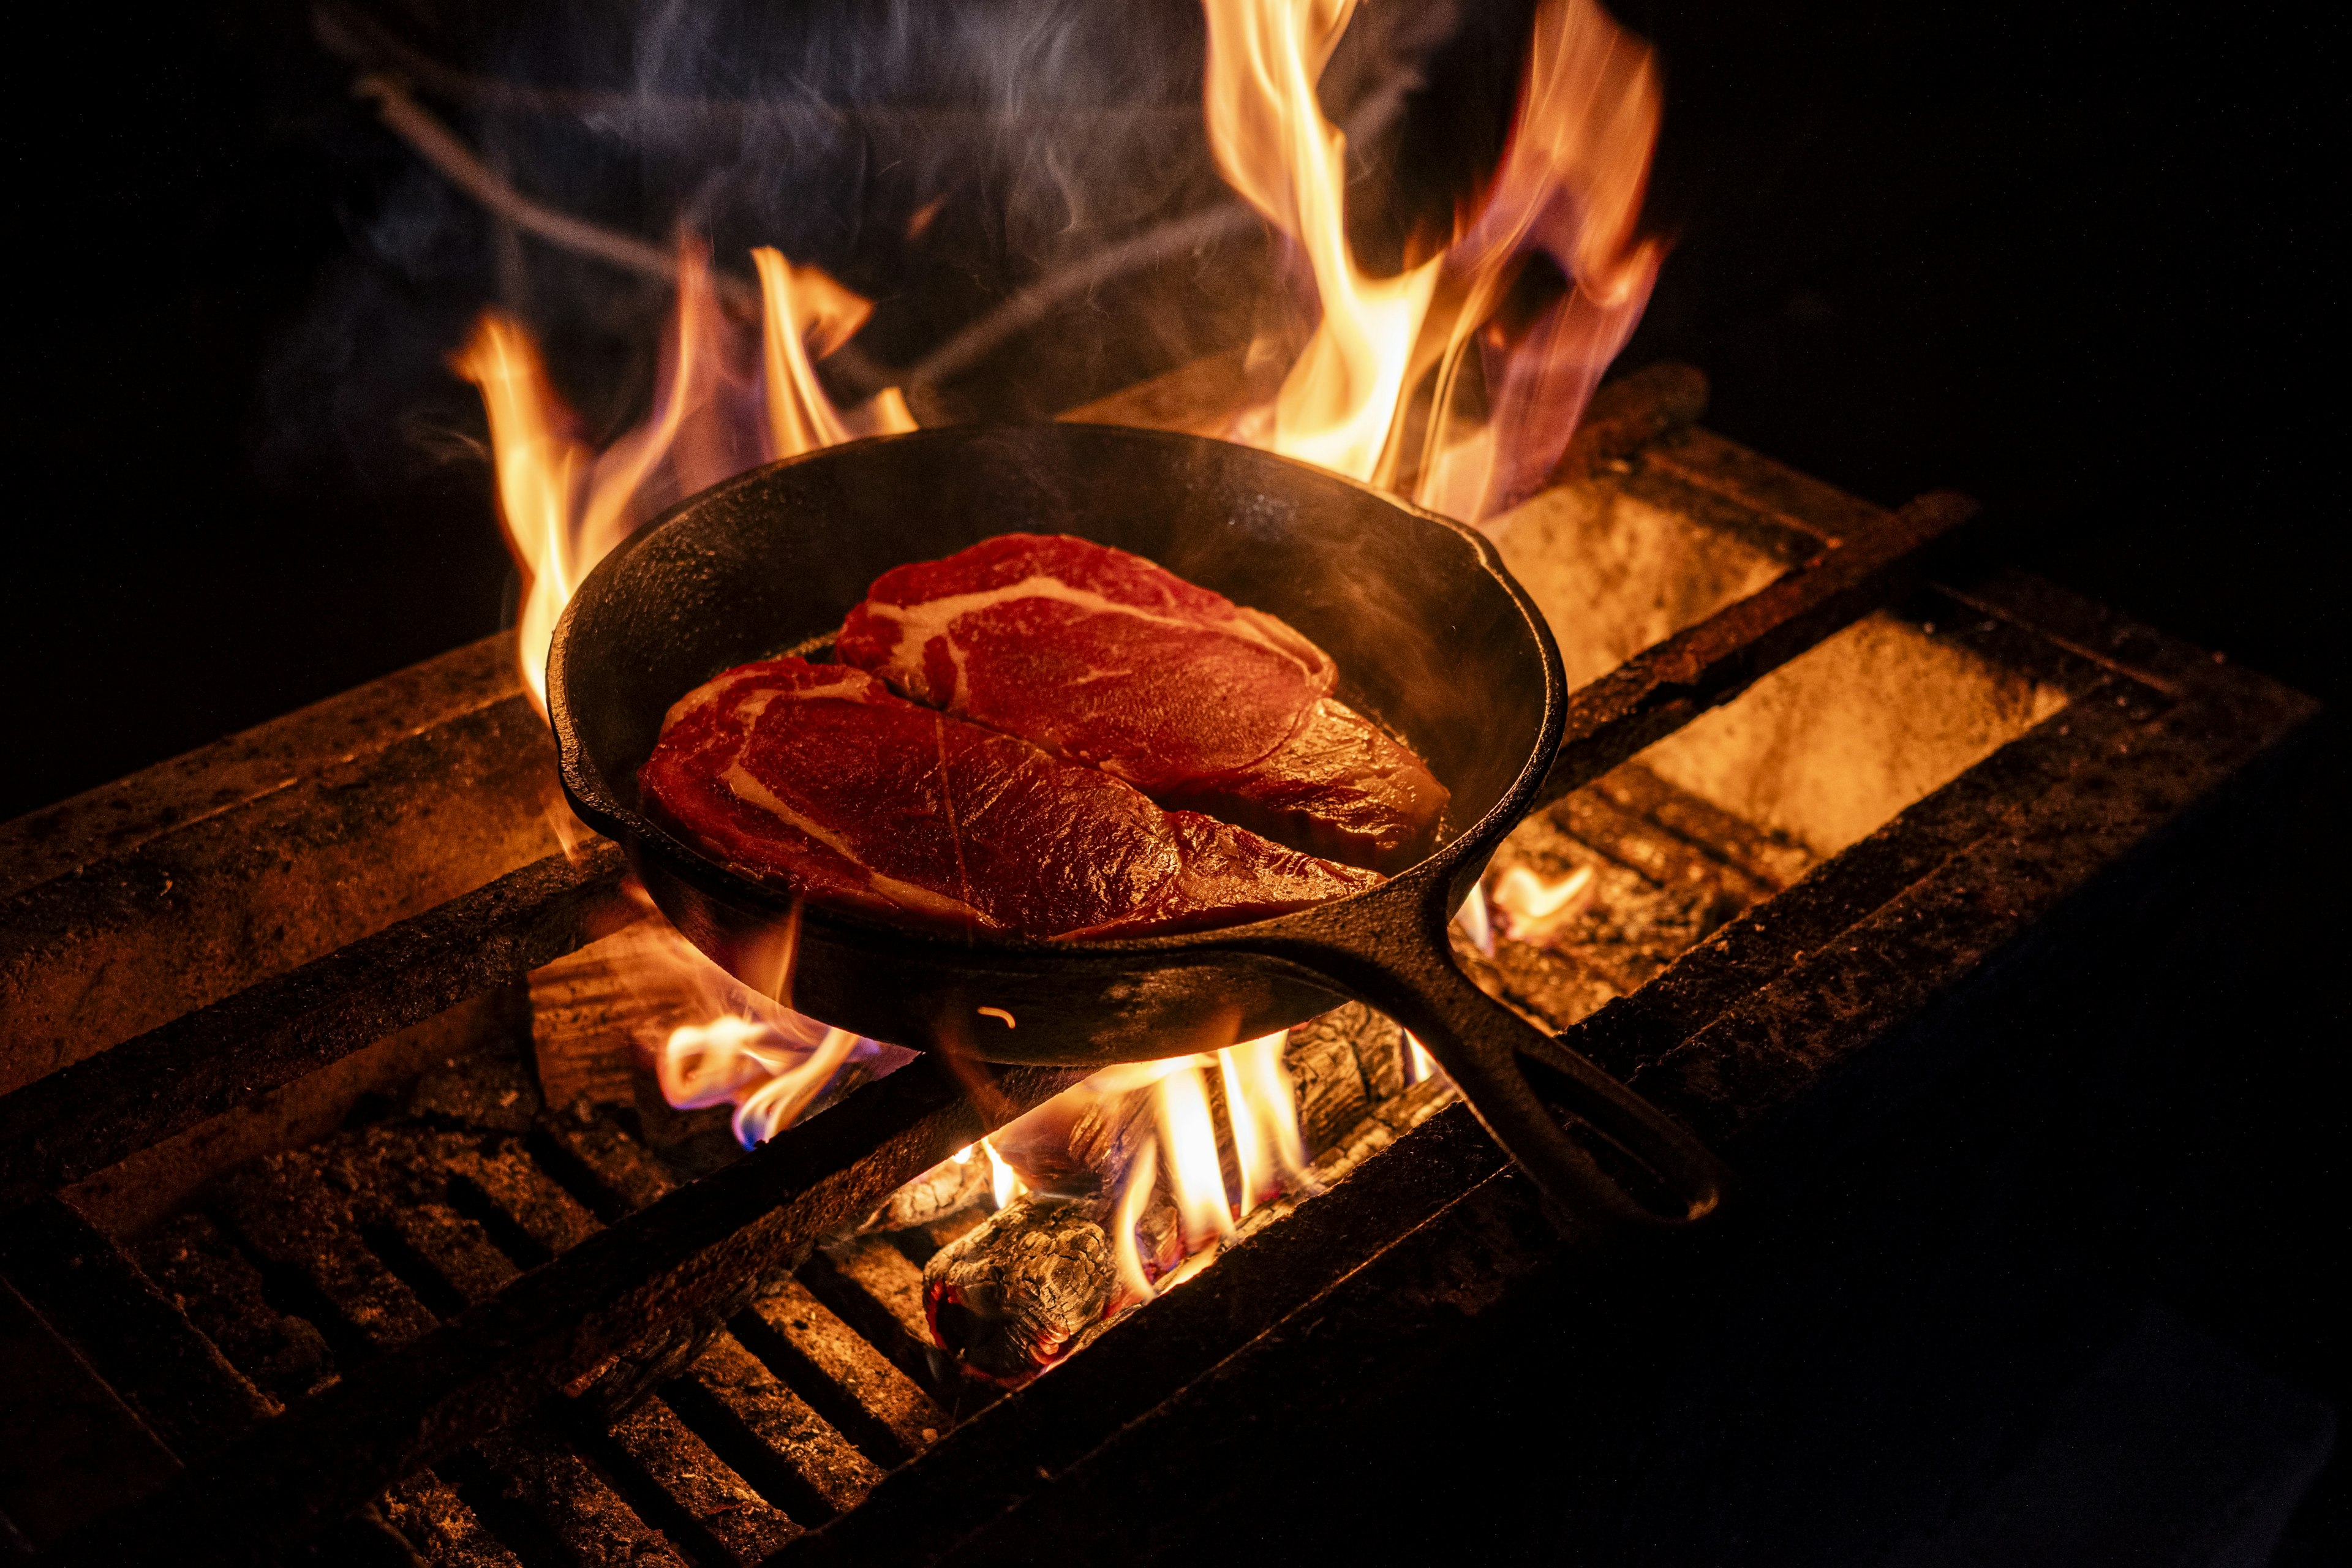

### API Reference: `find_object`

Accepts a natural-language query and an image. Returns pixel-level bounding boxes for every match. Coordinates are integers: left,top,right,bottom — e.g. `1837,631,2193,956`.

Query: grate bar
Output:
47,1056,1085,1565
0,842,632,1204
1542,491,1978,804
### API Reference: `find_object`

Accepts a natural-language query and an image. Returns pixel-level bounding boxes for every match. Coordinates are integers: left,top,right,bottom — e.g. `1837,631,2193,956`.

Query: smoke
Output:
263,0,1508,508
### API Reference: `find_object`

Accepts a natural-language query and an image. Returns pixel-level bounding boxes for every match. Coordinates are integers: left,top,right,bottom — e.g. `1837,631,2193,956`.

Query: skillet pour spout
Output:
549,423,1728,1230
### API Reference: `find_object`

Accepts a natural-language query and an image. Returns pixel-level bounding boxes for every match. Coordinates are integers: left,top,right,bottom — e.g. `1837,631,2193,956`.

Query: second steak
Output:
836,533,1448,871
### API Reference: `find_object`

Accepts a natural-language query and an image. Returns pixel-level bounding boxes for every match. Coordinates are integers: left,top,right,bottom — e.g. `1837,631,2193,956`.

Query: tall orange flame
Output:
1204,0,1442,481
1202,0,1662,521
454,243,911,715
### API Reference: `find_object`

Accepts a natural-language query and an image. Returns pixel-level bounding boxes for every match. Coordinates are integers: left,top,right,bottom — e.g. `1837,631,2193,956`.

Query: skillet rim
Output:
548,422,1566,961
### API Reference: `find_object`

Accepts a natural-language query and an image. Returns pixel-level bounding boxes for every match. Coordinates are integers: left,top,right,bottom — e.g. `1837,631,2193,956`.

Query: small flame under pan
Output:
551,422,1724,1227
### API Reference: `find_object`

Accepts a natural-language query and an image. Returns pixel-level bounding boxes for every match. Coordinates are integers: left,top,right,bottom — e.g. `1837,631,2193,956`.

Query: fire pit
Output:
0,356,2314,1561
0,1,2327,1562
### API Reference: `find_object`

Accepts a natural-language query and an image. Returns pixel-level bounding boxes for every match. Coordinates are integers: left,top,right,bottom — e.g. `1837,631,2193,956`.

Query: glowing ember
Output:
1489,862,1597,942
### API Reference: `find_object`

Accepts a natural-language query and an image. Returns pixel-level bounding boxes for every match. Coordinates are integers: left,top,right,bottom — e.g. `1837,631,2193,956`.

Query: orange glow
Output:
1200,0,1662,522
1403,1030,1442,1087
1218,1031,1307,1213
1489,862,1597,942
1155,1063,1238,1250
1203,0,1440,481
555,888,888,1147
455,242,912,716
982,1035,1314,1316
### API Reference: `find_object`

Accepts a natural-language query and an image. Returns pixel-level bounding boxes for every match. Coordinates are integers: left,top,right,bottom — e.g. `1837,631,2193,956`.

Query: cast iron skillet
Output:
550,423,1727,1227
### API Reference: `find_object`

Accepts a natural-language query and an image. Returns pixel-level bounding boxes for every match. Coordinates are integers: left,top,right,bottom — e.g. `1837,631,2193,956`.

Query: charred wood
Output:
922,1199,1115,1385
859,1153,989,1233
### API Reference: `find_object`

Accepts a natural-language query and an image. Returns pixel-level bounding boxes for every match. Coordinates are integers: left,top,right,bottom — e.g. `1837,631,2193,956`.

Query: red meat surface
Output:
835,534,1447,871
639,657,1380,940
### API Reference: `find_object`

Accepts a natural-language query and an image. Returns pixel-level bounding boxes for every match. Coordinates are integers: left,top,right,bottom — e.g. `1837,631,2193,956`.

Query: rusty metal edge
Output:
0,635,521,902
0,842,633,1204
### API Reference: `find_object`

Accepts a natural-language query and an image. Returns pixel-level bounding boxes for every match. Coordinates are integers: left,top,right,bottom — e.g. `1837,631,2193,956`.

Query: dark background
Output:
9,0,2337,1556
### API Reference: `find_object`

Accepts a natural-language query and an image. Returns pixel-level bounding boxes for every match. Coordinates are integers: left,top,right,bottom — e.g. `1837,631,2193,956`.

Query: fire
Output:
454,243,912,715
660,1013,862,1147
1155,1060,1239,1250
1201,0,1662,522
555,886,901,1148
1403,1031,1442,1087
1203,0,1442,481
1488,862,1597,942
976,1031,1311,1314
1218,1033,1310,1215
453,0,1657,1342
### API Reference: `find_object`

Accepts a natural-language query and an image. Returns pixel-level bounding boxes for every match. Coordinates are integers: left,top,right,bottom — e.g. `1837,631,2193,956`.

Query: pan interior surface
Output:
557,424,1553,897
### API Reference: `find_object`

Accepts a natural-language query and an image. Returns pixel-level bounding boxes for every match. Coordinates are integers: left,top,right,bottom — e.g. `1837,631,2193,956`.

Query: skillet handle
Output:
1242,891,1729,1230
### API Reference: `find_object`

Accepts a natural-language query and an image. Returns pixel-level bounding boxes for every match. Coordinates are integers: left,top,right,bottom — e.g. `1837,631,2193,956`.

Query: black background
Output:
8,1,2338,1555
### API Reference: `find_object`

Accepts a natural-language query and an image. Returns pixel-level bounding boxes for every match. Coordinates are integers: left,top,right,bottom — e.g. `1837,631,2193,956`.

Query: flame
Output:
549,886,901,1147
455,243,913,716
1488,862,1597,942
1402,1030,1442,1087
1154,1063,1238,1250
1203,0,1441,481
656,1011,865,1147
981,1137,1027,1209
1200,0,1662,521
977,1033,1311,1320
1455,880,1496,956
1218,1031,1307,1215
1110,1137,1161,1305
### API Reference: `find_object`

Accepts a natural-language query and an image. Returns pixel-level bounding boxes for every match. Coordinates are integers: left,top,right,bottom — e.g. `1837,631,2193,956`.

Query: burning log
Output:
922,1198,1115,1385
894,1003,1417,1389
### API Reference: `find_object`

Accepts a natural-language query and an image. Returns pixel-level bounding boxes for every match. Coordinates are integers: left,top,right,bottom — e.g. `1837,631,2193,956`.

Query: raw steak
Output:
835,534,1447,872
639,657,1380,940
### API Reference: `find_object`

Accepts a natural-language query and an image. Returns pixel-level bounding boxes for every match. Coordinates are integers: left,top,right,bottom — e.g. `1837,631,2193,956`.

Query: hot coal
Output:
640,657,1378,938
837,533,1447,871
